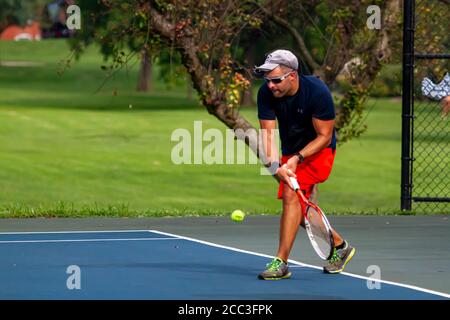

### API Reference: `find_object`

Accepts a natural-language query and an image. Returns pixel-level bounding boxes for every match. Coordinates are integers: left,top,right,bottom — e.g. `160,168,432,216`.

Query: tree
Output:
0,0,48,31
137,47,153,92
257,0,401,142
72,0,264,156
70,0,402,161
414,0,450,82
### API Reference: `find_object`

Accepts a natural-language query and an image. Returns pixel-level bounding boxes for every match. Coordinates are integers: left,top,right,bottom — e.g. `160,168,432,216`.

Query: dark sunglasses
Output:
264,71,293,84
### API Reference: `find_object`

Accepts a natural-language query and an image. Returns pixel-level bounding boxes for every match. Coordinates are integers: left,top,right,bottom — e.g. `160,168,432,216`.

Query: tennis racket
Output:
289,177,334,260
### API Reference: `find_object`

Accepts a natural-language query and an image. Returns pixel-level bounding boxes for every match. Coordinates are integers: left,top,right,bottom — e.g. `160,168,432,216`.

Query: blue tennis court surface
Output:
0,230,448,300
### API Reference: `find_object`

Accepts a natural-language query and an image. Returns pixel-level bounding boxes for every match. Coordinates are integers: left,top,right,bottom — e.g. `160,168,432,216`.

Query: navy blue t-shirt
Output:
257,75,336,155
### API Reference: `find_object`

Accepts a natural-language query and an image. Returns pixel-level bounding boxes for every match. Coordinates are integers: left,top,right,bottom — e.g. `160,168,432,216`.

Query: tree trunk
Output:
137,48,152,92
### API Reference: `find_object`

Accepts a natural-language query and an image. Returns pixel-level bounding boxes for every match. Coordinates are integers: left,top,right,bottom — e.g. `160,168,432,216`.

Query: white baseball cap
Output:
254,49,299,73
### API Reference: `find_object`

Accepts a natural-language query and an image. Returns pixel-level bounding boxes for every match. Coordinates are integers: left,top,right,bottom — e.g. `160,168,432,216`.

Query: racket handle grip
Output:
289,177,300,191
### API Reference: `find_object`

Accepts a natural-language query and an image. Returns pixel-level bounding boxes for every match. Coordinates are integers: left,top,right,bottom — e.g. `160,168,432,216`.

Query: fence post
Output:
401,0,415,211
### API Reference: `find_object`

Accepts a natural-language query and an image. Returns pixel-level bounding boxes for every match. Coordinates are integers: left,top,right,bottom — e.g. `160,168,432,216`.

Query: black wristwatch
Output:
295,152,305,163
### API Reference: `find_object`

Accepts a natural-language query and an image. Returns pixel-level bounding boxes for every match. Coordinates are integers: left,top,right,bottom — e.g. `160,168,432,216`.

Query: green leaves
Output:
336,86,368,144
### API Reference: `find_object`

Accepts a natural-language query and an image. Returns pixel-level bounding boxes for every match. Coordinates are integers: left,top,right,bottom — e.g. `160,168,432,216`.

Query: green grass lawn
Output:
0,40,447,217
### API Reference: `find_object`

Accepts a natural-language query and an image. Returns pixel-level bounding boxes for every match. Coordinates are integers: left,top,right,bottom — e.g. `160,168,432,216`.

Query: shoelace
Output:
266,259,283,271
329,250,341,264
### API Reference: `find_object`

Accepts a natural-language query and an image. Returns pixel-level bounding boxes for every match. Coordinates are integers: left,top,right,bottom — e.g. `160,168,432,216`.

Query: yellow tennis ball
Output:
231,210,245,222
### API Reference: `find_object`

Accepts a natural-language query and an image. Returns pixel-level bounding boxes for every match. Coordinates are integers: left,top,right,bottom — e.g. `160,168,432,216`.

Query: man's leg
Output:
323,211,356,274
299,183,354,274
276,182,304,262
277,183,345,260
257,182,300,280
292,149,355,274
302,184,344,247
309,184,319,203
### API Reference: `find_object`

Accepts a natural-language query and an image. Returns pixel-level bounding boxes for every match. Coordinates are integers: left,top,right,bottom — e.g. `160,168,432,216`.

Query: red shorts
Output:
277,148,336,200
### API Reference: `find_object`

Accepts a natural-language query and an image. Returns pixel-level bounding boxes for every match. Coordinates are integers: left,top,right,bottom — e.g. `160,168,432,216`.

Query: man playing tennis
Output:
255,49,356,280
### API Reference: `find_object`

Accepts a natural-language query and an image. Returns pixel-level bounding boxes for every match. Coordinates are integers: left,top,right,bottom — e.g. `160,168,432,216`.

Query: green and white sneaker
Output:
323,241,356,274
258,257,291,280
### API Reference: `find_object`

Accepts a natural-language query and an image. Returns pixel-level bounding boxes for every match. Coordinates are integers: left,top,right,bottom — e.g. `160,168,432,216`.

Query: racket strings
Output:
306,206,333,258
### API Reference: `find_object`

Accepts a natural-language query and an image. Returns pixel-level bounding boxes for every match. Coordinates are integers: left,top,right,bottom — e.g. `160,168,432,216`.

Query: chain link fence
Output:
402,0,450,213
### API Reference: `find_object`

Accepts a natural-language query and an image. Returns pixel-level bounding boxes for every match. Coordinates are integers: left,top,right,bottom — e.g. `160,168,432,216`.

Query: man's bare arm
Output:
259,119,278,165
299,118,334,158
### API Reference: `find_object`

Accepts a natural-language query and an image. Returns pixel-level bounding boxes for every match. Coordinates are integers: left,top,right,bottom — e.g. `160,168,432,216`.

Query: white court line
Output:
149,229,450,299
0,230,151,235
0,229,448,298
0,237,178,244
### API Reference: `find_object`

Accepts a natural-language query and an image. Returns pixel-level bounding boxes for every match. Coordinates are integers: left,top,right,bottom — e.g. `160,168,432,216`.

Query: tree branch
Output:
148,5,269,165
320,0,363,85
258,2,320,72
335,0,401,137
352,0,400,87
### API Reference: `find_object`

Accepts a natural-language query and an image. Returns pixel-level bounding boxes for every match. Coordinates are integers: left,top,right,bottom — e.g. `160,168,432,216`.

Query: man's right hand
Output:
275,164,297,189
